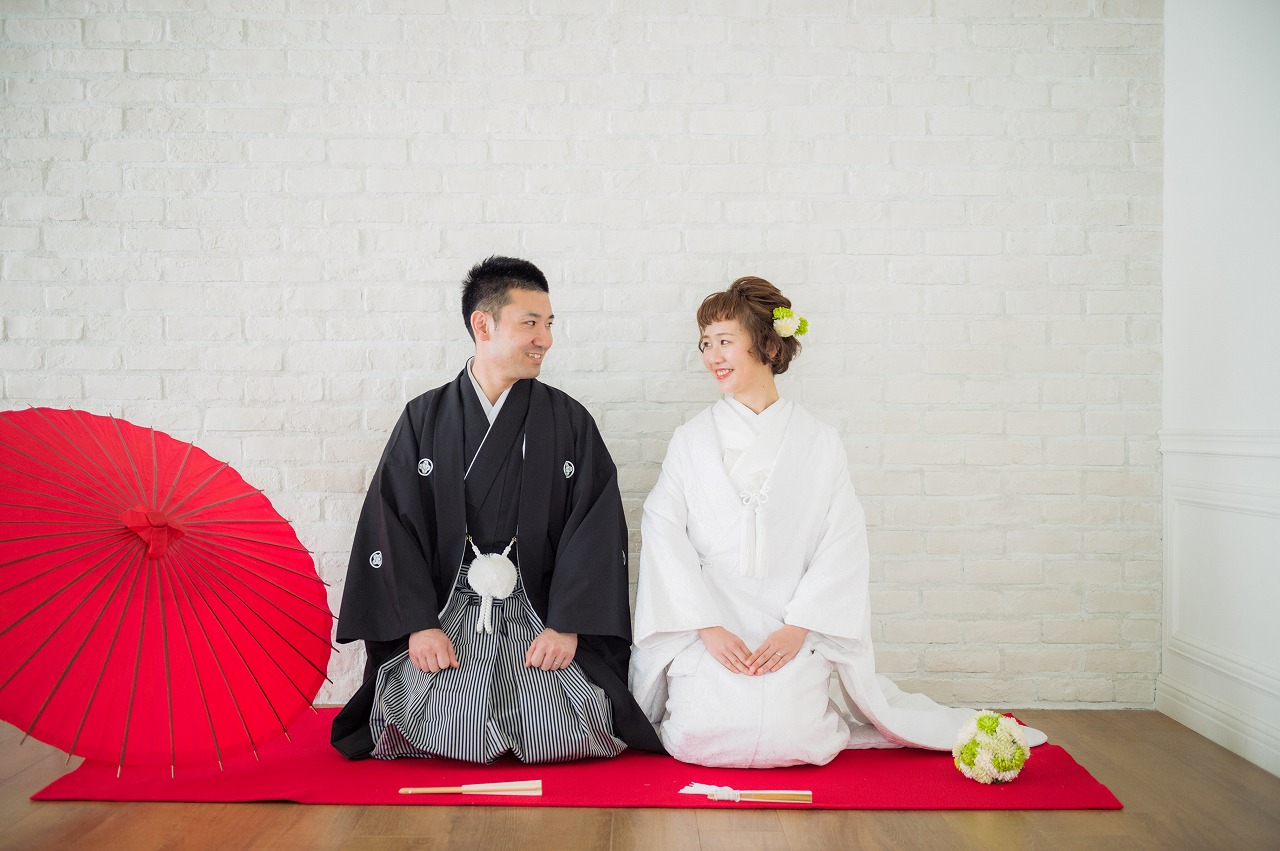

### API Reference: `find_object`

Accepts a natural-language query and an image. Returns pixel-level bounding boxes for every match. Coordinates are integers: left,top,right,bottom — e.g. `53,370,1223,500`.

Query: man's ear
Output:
470,310,490,341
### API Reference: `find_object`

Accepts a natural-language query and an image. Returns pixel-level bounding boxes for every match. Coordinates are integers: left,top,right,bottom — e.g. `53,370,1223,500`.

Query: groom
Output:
330,256,663,761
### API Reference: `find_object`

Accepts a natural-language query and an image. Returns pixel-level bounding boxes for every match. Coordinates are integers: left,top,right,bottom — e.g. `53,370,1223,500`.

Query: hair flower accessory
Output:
953,710,1031,784
772,307,808,338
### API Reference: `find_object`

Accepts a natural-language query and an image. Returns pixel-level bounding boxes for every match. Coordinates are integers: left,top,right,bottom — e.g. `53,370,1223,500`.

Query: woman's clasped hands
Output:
698,624,809,675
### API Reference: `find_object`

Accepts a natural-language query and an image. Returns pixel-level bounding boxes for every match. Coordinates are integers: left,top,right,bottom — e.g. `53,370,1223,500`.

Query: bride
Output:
629,276,1046,768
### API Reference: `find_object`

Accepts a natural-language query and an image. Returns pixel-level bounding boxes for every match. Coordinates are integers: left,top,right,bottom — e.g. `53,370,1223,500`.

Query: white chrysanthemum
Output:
953,710,1031,784
773,316,800,337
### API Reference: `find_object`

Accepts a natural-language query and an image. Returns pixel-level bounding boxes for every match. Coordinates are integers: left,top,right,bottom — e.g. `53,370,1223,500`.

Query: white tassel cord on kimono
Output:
465,535,518,634
399,779,542,796
679,782,812,804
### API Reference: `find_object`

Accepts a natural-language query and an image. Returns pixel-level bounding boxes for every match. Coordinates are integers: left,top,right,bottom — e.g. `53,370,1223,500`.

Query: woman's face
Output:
698,319,773,395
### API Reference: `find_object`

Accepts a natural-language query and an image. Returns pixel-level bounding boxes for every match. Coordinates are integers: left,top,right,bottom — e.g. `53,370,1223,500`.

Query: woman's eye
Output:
697,341,709,352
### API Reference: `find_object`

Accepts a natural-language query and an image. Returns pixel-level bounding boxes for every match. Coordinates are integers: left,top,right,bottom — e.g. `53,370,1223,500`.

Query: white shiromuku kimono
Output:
629,397,1047,768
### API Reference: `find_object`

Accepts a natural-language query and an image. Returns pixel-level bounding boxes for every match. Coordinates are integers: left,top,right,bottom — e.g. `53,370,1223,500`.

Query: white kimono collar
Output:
466,356,513,425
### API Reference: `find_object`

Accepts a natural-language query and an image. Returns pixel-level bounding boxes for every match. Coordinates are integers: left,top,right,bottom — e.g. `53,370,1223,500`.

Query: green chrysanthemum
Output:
952,710,1031,784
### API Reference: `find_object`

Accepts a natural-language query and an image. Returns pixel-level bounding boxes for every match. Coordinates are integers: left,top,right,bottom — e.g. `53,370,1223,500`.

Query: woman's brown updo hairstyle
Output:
696,276,802,375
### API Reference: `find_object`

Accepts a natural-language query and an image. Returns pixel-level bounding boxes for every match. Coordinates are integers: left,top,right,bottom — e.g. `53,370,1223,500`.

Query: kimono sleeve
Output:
781,432,872,645
543,406,632,641
632,428,725,647
334,410,442,644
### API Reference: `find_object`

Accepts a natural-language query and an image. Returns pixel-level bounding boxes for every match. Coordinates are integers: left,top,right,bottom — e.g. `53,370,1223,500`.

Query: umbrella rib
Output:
169,487,265,523
33,408,139,508
178,536,334,621
0,537,134,693
0,505,123,524
115,558,154,771
0,418,127,508
177,542,335,682
0,449,122,516
108,415,150,509
180,517,290,524
166,555,256,764
163,461,231,519
156,441,194,514
64,548,146,760
163,560,225,770
169,549,298,738
0,536,137,635
23,546,140,752
150,427,159,514
182,530,327,587
0,524,125,548
155,554,177,776
0,532,132,589
186,528,316,557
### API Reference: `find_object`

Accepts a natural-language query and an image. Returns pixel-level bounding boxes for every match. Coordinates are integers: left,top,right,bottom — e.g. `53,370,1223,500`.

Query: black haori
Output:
331,369,663,757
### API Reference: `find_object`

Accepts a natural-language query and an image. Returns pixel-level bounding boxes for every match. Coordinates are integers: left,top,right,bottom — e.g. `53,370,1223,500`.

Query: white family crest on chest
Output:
563,460,575,478
417,458,433,476
369,550,383,569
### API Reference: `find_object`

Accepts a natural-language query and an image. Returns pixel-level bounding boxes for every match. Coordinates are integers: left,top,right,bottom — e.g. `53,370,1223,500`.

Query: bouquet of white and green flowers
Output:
953,711,1031,784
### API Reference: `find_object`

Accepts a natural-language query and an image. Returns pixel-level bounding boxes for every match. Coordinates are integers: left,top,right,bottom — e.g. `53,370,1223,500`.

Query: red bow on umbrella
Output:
0,408,334,774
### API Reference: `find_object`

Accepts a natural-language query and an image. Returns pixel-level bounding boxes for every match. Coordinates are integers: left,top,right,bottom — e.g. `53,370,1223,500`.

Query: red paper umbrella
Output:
0,408,334,772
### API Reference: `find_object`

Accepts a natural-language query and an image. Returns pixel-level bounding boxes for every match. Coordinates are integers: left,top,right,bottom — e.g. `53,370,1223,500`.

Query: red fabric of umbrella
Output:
0,408,333,771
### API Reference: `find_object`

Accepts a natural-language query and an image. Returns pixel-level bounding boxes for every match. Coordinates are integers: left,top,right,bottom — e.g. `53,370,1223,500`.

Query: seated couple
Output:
331,256,1046,769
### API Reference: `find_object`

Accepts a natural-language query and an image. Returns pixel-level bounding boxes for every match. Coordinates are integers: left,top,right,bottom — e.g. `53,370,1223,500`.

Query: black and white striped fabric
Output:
368,558,626,764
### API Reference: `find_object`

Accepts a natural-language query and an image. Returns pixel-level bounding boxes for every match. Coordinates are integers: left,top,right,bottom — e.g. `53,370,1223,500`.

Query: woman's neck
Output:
732,381,780,414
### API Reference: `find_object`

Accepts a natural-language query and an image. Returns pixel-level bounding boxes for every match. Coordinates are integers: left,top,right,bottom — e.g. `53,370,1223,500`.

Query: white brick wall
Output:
1,2,1162,709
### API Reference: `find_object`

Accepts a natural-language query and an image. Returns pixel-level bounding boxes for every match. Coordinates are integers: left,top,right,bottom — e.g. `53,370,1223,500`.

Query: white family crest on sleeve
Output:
369,550,383,569
563,460,575,478
417,458,433,476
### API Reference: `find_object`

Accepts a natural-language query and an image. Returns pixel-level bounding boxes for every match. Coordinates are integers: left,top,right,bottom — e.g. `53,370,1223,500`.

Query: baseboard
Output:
1156,674,1280,778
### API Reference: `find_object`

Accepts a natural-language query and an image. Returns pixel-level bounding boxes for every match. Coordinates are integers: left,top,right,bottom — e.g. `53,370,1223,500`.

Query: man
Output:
331,256,663,762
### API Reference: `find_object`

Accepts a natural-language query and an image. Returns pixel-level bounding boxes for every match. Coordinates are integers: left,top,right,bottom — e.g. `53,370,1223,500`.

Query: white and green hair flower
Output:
772,306,809,338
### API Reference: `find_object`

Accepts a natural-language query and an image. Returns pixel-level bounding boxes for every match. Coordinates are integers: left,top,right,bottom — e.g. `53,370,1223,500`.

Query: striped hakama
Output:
369,557,625,764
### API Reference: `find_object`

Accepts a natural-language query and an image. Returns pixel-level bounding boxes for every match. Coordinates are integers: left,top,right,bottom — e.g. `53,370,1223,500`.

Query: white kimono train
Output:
629,398,1046,768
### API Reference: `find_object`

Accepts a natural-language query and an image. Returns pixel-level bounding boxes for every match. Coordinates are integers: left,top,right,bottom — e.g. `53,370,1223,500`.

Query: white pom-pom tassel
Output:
469,552,517,634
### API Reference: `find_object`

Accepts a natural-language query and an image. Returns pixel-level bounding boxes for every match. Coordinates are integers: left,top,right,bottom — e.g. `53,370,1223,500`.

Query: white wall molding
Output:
1161,462,1280,777
1157,674,1280,778
1161,430,1280,458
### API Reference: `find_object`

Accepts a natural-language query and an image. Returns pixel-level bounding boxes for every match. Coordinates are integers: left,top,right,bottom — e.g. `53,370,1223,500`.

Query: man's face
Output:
474,288,554,384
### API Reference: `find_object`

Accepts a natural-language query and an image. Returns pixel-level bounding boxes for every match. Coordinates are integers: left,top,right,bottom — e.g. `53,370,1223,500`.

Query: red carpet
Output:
33,708,1120,810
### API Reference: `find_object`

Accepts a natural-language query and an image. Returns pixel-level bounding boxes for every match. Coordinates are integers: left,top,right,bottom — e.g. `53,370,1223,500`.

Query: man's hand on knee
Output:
408,628,458,673
525,628,577,671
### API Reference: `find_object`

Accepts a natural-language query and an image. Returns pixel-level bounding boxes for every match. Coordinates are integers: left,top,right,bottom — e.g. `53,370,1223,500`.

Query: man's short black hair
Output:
460,256,550,340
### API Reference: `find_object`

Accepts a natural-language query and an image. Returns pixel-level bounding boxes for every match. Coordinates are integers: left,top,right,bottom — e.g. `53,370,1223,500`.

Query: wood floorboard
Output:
610,808,702,851
2,711,1279,851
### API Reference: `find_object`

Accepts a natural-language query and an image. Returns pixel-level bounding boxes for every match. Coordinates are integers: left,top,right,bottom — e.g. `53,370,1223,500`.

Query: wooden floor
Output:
2,710,1278,851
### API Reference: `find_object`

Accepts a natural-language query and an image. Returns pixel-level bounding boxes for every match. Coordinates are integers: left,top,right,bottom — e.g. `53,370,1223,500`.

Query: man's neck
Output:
468,357,514,406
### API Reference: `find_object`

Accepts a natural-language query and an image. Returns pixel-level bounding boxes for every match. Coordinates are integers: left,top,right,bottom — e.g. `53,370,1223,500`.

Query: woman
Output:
629,277,1046,768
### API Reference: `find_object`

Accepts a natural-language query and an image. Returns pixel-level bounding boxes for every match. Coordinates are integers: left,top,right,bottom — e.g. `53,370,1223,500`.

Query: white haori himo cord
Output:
466,535,518,634
679,782,812,804
738,484,770,578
